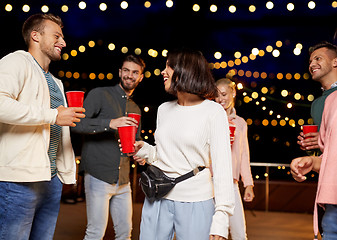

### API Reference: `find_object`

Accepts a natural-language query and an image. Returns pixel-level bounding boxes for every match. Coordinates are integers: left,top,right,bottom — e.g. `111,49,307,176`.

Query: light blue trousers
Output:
140,198,214,240
83,173,132,240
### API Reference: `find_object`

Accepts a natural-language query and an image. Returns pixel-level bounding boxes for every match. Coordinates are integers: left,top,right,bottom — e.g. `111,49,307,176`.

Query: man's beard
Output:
42,46,61,62
121,77,140,91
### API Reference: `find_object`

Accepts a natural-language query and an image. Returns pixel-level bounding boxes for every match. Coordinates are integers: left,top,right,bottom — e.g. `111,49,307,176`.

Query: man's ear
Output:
31,31,40,43
333,58,337,68
139,74,144,83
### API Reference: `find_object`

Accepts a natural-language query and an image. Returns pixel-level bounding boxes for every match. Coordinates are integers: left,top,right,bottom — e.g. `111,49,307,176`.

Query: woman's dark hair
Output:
167,49,218,99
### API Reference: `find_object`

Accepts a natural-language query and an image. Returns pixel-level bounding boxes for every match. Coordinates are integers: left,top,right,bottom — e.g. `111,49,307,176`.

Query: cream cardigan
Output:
0,50,76,184
228,108,254,187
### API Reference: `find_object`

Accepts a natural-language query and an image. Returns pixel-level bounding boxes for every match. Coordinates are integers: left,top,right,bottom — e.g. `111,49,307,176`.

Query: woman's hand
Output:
243,185,254,202
133,155,146,165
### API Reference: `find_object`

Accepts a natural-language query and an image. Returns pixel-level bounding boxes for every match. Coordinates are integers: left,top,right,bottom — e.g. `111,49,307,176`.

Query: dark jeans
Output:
0,176,63,240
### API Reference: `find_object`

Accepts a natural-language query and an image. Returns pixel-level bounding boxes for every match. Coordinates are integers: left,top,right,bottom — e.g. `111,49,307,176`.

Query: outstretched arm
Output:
290,156,321,182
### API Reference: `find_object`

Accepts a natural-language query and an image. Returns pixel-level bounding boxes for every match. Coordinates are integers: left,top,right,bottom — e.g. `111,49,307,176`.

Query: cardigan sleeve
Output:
239,119,254,187
0,52,57,126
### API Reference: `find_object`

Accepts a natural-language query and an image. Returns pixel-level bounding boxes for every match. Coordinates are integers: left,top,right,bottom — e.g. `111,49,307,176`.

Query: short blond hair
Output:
22,13,63,46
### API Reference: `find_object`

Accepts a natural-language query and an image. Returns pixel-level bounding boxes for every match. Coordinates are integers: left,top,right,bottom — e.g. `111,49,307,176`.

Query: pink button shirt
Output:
313,90,337,238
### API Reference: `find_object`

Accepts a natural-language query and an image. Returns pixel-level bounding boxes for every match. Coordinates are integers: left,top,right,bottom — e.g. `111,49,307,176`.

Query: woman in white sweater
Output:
131,49,235,240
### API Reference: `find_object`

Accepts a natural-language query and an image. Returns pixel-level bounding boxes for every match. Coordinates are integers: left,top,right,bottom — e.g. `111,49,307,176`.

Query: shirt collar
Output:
321,81,337,91
114,84,132,99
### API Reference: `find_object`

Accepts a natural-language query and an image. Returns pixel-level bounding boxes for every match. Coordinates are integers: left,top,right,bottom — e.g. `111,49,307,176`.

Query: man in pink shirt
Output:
291,89,337,239
291,41,337,240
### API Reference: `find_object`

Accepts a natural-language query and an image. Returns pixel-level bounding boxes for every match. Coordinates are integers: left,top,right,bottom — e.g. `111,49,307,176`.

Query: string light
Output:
210,5,217,13
22,5,30,12
108,43,115,50
41,5,49,13
61,5,69,12
308,1,316,9
79,1,86,10
287,3,295,11
1,2,335,14
214,52,222,59
120,1,128,9
229,5,236,13
193,4,200,12
99,3,107,11
5,4,13,11
272,49,280,57
166,0,174,8
248,5,256,12
266,1,274,10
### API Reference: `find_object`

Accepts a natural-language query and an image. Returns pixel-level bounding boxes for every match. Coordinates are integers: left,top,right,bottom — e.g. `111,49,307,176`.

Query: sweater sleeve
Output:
136,104,161,163
136,141,158,164
209,107,235,238
0,53,57,126
239,120,254,187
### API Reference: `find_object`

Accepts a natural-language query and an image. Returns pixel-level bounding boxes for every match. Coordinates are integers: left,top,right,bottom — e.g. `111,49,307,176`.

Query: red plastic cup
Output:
229,125,236,145
128,113,141,127
66,91,85,107
118,125,137,153
302,125,318,139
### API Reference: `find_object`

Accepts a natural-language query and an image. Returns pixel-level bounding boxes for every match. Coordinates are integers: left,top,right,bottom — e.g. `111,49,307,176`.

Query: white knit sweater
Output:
137,99,235,238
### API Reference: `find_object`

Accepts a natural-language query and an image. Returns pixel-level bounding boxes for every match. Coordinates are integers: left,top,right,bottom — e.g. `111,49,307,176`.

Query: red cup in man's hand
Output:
302,125,318,139
66,91,85,107
128,113,141,128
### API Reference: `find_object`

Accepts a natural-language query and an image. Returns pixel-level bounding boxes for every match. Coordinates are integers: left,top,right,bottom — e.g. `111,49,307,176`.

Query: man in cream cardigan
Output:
0,13,85,240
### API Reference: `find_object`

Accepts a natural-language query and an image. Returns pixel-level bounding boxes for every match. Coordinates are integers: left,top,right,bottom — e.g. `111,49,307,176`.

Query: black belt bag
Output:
139,165,205,201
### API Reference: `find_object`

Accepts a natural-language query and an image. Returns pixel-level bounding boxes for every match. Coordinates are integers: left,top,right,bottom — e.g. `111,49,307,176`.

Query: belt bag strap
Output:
175,166,205,184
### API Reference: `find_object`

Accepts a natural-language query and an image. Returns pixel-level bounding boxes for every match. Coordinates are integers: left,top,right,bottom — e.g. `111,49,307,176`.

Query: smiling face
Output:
37,20,66,61
309,47,336,83
215,83,235,111
161,61,174,93
119,61,144,92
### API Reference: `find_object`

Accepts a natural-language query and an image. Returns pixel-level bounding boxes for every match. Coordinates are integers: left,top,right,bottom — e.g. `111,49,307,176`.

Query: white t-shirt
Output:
137,99,235,237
